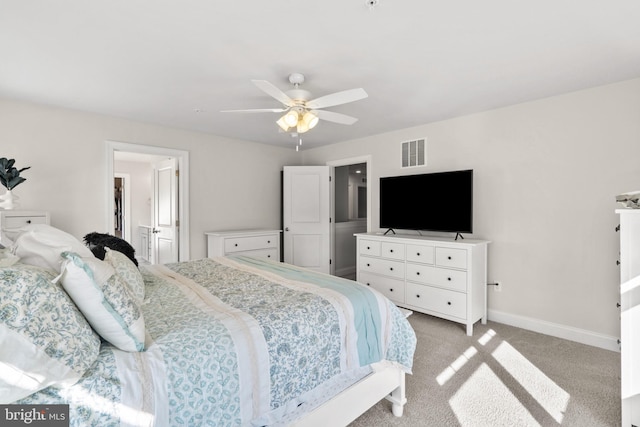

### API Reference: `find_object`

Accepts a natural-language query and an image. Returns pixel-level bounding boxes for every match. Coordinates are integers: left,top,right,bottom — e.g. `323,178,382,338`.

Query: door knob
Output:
285,227,289,231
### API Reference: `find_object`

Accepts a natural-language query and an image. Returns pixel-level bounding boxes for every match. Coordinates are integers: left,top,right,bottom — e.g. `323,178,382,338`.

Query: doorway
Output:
327,156,371,279
106,141,190,263
114,173,131,241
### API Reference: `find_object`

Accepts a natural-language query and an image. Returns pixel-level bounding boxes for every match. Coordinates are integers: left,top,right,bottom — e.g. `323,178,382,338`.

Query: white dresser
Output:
356,233,489,336
617,209,640,427
0,210,50,230
206,229,281,261
138,225,153,263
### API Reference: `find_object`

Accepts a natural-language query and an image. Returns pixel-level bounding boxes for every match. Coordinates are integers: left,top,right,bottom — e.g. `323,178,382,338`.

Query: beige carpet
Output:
350,312,620,427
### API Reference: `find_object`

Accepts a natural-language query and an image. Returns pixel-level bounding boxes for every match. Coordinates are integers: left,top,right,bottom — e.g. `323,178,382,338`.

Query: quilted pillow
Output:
0,263,101,403
59,252,145,352
5,224,93,273
104,247,145,304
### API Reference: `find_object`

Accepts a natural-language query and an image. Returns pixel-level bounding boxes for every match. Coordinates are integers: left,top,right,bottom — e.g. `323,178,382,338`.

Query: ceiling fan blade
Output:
221,108,287,113
315,110,359,125
252,80,296,107
306,88,368,109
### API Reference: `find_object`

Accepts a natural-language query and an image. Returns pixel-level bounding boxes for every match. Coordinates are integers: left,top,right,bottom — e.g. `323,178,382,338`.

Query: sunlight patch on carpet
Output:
478,329,496,346
436,346,478,386
449,363,538,426
492,341,569,423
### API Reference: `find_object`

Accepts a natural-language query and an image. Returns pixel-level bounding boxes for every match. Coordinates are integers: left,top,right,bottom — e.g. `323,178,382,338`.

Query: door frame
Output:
326,155,371,277
326,155,372,233
106,140,190,262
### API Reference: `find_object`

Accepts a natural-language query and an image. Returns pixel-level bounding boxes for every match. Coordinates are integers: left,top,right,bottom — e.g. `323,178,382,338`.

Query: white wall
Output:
302,77,640,344
0,98,300,260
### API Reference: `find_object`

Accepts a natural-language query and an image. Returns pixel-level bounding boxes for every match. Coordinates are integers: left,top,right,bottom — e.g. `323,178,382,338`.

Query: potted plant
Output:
0,157,30,210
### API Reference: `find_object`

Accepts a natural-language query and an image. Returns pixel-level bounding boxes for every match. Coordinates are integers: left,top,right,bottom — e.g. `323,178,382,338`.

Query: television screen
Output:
379,169,473,233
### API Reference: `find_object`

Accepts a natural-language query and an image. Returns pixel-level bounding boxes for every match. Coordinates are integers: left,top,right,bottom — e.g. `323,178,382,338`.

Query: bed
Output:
0,224,416,426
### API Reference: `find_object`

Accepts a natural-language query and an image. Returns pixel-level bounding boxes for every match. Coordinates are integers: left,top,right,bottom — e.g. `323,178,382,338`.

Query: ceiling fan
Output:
222,73,368,135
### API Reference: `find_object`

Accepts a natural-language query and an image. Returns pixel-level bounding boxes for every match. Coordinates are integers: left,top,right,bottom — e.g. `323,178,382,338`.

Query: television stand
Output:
384,228,397,235
355,232,490,336
455,233,464,241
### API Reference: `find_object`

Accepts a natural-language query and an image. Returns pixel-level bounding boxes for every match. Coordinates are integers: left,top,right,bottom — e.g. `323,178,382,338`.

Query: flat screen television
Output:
379,169,473,234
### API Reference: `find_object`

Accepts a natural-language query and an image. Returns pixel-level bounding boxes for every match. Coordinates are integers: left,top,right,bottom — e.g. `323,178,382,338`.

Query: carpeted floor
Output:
349,312,621,427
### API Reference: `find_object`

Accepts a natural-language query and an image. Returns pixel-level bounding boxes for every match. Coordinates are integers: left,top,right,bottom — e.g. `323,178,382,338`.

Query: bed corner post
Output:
386,370,407,417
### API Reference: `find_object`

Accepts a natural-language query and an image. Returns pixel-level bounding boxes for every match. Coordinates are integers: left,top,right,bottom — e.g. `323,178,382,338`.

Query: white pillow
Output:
0,263,101,403
104,247,145,304
6,224,93,273
59,251,145,352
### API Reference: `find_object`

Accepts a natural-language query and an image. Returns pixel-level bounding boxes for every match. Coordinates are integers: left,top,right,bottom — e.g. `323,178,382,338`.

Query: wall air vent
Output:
401,138,426,168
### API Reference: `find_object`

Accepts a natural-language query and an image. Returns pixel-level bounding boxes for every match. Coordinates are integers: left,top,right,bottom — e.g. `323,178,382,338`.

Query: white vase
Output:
0,190,20,210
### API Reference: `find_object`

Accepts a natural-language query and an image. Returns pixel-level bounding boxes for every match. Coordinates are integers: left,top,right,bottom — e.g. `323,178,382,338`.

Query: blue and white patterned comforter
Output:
18,257,416,426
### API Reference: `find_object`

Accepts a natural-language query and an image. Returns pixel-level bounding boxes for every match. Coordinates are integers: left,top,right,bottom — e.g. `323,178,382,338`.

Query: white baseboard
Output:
488,309,620,352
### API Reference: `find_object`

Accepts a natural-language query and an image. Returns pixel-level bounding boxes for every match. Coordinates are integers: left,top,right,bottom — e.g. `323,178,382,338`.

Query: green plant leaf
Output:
0,158,29,190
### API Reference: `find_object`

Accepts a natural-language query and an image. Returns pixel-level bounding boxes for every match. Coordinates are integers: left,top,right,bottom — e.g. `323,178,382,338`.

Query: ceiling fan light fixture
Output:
297,120,309,134
276,116,291,131
302,111,319,129
283,110,299,127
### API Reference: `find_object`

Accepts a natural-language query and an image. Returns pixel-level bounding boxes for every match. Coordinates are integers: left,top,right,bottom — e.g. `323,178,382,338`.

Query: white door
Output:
283,166,331,273
153,158,179,264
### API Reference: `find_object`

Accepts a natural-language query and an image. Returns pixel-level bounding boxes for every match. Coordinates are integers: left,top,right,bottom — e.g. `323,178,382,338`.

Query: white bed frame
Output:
293,363,406,426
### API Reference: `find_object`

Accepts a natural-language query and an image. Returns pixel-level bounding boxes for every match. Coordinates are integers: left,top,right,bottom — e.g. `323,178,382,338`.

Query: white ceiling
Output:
2,1,640,150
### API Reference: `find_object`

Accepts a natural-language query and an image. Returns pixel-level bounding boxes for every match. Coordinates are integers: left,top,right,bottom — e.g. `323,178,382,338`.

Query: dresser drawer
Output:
380,241,405,260
406,283,466,319
2,214,49,229
359,239,381,256
224,235,278,253
359,271,405,304
406,264,467,292
436,247,467,269
230,248,279,261
359,256,405,279
406,244,435,264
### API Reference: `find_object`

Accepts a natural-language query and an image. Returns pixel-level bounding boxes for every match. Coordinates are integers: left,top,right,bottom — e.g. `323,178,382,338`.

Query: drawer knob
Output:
447,301,452,305
235,243,238,247
26,220,32,224
416,294,420,298
367,246,370,250
448,256,452,260
447,277,452,281
267,240,271,243
416,252,420,256
416,272,420,276
616,260,621,266
390,249,394,253
267,255,271,258
389,288,394,292
366,283,370,286
389,267,394,271
367,263,370,267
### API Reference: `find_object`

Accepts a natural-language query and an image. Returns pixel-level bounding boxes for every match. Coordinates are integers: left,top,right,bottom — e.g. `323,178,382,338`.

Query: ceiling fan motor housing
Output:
286,89,312,103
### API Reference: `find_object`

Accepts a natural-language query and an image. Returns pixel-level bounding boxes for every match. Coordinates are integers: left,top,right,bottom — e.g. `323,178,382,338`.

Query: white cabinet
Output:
617,209,640,427
206,229,281,261
356,233,489,336
0,210,50,232
0,210,50,247
138,226,152,263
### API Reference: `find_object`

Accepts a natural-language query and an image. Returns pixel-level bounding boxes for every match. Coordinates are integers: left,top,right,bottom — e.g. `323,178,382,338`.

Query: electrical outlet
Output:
494,282,502,292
